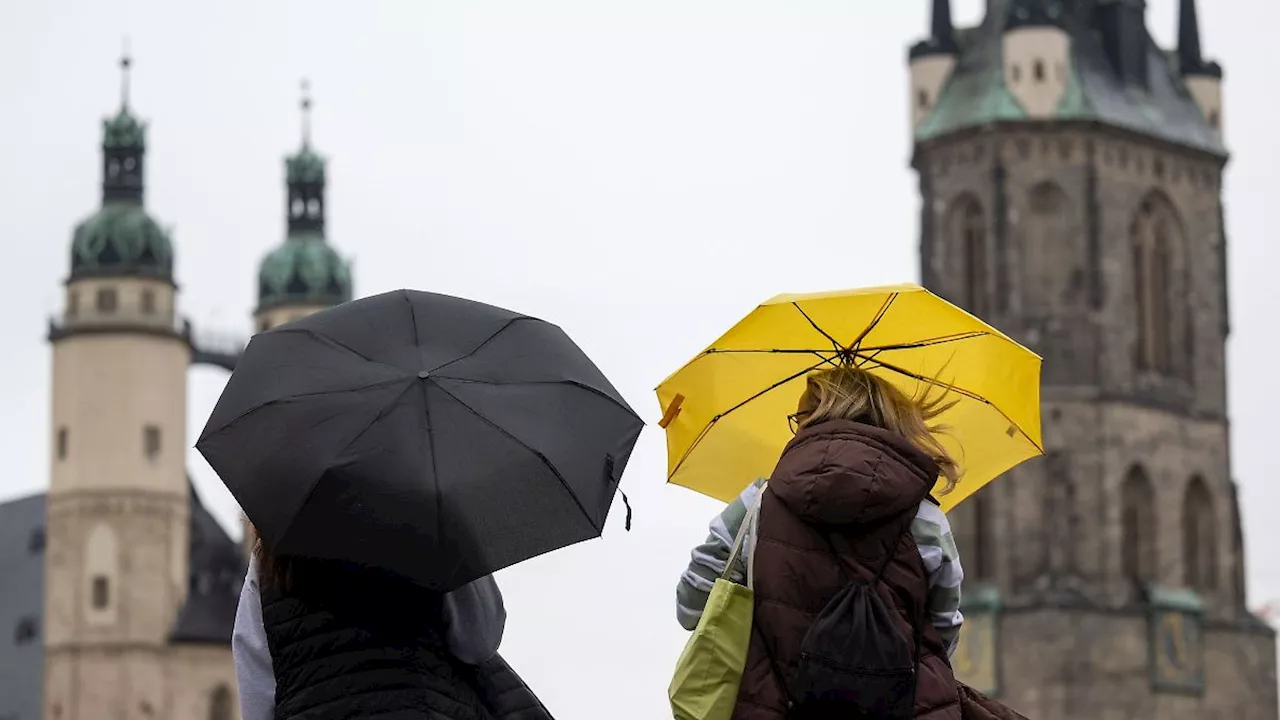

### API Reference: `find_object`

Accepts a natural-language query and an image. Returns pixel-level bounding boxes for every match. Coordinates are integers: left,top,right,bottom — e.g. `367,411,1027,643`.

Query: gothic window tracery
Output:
1131,193,1187,377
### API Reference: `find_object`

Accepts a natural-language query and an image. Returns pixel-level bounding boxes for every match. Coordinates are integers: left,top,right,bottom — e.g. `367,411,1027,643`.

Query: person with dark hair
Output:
234,531,506,720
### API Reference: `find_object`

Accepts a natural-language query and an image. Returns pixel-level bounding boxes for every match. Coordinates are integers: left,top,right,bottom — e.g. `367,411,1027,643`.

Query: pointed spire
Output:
300,78,313,149
931,0,957,52
1178,0,1203,72
119,39,132,110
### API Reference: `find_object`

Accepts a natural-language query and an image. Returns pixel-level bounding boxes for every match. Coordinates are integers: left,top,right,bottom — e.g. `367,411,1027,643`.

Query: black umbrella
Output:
197,289,644,591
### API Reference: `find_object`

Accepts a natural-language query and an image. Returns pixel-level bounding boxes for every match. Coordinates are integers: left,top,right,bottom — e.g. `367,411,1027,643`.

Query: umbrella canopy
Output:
198,289,644,591
655,284,1042,511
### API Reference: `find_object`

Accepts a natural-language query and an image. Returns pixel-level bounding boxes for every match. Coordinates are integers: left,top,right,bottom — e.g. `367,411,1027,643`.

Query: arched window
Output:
1024,182,1078,311
1121,466,1156,584
209,685,232,720
85,524,119,625
948,196,989,317
1183,477,1218,591
1131,193,1186,376
1043,452,1077,575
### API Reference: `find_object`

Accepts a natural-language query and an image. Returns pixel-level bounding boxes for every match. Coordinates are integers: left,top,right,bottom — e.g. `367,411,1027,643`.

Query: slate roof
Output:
0,482,243,720
0,494,47,720
915,1,1225,157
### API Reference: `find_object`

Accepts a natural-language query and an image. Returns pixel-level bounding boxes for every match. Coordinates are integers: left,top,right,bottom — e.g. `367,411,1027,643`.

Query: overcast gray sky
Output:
1,1,1277,717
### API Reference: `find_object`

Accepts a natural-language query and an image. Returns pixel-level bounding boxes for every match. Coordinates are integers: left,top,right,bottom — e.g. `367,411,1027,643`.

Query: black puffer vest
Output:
260,558,494,720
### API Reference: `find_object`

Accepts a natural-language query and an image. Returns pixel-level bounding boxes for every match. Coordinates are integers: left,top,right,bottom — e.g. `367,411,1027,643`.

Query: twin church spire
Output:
74,51,351,315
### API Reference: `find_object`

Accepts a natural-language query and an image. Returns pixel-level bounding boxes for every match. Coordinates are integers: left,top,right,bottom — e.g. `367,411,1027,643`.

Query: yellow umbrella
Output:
655,283,1043,512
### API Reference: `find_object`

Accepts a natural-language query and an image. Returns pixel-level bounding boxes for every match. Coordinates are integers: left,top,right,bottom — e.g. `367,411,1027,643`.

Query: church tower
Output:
243,82,353,552
909,1,1276,717
254,82,353,333
43,53,193,720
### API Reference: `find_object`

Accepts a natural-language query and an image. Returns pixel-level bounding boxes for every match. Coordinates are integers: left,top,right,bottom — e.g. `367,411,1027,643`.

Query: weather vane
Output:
120,38,132,109
300,79,313,147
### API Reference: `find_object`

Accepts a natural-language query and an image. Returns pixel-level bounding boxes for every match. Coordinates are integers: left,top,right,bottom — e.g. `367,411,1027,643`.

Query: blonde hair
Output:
798,364,961,494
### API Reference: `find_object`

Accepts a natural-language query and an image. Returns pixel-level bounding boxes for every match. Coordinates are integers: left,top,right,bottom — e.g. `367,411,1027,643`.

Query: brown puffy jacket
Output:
732,420,962,720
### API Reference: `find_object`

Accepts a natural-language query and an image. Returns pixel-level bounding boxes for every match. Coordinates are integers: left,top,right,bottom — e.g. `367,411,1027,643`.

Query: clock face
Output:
1151,611,1204,692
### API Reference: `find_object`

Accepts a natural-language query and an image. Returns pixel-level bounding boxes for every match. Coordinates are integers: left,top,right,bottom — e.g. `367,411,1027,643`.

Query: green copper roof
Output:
286,147,325,184
913,4,1223,155
257,233,352,312
103,108,145,150
70,202,173,280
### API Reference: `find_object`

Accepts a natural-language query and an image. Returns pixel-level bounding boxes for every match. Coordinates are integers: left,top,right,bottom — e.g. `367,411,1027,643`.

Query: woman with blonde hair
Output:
676,364,966,720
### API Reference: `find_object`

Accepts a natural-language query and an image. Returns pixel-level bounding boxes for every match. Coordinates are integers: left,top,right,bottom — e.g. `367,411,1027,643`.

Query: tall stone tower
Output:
242,82,353,552
907,1,1275,717
41,55,241,720
44,54,190,720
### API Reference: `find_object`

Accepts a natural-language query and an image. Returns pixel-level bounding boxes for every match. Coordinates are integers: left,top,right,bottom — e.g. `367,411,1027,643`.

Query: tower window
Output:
107,160,120,178
56,427,68,460
307,199,321,218
1033,60,1046,82
291,198,304,218
1208,110,1220,130
123,157,136,172
1132,196,1183,376
96,288,118,314
67,291,79,319
1183,477,1218,591
1010,64,1022,83
29,528,45,554
210,685,233,720
140,289,155,315
14,617,37,646
144,425,161,460
91,576,110,610
916,89,929,111
1121,466,1157,586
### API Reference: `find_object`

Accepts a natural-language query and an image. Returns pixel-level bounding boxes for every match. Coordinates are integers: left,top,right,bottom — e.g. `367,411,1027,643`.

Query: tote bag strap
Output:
722,484,766,588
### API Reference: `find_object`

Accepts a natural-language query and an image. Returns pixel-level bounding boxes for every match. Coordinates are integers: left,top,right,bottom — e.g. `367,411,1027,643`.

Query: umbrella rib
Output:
199,376,413,441
274,327,406,375
854,354,1044,454
855,331,991,352
790,302,843,354
667,354,833,480
426,380,603,534
271,380,421,551
426,317,539,375
696,332,990,357
429,376,644,423
846,291,899,354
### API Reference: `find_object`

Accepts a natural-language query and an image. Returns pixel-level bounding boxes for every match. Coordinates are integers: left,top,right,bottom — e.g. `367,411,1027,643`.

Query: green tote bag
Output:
669,490,763,720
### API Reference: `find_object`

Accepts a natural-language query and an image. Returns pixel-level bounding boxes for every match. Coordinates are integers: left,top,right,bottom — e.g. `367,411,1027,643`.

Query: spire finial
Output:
120,38,132,109
300,79,313,148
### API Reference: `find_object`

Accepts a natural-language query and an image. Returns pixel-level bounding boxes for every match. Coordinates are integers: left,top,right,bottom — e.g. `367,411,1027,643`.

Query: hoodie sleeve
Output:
442,574,507,665
232,555,276,720
676,478,765,631
911,501,965,658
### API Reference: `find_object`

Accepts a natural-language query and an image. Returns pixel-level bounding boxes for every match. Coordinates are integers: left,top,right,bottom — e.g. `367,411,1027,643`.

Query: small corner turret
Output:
908,0,959,132
1176,0,1223,138
1002,0,1072,118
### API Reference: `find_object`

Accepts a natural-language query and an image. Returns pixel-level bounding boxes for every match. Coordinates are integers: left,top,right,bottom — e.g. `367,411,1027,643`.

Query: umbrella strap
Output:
617,488,633,531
